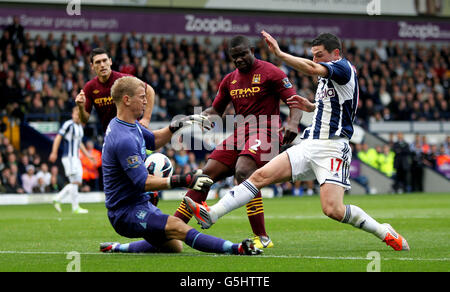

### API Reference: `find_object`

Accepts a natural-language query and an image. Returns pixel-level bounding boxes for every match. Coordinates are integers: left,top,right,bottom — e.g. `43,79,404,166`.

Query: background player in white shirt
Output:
185,31,409,252
49,106,92,214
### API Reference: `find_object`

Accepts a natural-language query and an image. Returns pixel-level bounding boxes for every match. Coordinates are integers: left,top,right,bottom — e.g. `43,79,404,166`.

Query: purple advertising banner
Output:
0,6,449,40
350,160,361,178
438,163,450,179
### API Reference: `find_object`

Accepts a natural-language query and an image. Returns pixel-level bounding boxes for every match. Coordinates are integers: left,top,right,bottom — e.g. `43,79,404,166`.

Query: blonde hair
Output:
111,76,144,104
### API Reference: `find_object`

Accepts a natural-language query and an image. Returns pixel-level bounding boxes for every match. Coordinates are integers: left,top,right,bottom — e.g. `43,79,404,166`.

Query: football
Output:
144,152,174,178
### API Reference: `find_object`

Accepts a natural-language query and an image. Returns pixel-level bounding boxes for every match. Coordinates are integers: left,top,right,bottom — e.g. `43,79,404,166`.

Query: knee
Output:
165,216,190,240
234,167,254,183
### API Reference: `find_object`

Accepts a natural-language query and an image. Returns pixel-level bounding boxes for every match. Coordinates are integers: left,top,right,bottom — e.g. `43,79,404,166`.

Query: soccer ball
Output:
144,153,173,178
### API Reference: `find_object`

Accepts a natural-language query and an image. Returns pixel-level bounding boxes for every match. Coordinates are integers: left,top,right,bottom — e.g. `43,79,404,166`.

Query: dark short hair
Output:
311,33,342,54
89,48,110,63
229,35,251,49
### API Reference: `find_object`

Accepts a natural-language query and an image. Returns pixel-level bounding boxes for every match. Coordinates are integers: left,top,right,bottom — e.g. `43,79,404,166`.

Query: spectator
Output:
35,162,52,189
423,144,439,170
49,165,65,192
4,173,24,194
378,144,395,178
0,179,6,193
410,141,425,192
32,177,48,193
80,140,102,191
357,143,379,169
174,148,189,167
392,132,411,193
21,164,38,194
5,15,25,47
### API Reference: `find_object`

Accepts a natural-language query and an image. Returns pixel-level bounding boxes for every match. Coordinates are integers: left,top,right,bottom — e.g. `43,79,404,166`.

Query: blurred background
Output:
0,0,449,203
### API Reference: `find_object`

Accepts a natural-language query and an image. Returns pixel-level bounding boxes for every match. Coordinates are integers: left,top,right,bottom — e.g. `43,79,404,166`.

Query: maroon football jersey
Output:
83,70,131,133
212,59,297,129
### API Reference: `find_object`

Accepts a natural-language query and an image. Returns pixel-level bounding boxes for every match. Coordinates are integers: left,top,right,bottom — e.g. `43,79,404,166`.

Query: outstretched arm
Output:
261,30,328,78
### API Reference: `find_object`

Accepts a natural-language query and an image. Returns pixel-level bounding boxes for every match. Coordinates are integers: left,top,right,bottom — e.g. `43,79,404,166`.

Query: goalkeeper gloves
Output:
168,170,213,192
169,114,213,133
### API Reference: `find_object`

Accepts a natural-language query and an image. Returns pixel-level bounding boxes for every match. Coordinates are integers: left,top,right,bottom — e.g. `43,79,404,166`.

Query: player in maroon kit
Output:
175,35,303,249
75,48,155,134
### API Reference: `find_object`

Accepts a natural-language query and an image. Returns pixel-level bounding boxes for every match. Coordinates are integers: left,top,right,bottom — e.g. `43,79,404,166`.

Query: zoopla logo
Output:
185,14,232,35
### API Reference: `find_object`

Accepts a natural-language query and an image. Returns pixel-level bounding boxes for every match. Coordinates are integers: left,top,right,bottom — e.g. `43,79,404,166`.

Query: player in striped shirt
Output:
185,31,410,252
49,106,92,214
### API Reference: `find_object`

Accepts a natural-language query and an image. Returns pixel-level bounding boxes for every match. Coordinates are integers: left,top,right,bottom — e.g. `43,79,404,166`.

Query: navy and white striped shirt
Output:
58,120,84,158
302,58,359,140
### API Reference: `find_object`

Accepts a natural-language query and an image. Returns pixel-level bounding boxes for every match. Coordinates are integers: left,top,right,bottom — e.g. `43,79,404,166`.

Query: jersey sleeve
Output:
212,74,231,114
319,60,352,85
139,123,156,151
58,121,71,136
115,138,148,191
269,67,297,102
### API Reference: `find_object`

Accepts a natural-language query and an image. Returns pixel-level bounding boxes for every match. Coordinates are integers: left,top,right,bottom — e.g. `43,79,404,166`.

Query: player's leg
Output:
164,216,261,255
320,182,409,250
235,155,271,248
52,157,72,212
71,158,88,214
101,203,171,253
174,157,233,223
185,152,293,228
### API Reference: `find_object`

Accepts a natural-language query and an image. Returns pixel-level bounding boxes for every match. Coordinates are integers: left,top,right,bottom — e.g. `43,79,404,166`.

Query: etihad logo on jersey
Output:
230,86,260,99
94,96,114,106
317,88,336,100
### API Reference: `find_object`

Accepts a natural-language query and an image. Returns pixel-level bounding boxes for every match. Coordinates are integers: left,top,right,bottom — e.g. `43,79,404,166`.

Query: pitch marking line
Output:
0,251,448,262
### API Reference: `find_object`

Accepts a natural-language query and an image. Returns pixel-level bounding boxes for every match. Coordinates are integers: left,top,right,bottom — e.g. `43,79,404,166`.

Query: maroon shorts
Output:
209,127,282,170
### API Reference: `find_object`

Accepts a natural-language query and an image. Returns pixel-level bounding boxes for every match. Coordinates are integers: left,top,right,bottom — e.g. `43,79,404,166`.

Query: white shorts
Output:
285,137,352,190
61,156,83,183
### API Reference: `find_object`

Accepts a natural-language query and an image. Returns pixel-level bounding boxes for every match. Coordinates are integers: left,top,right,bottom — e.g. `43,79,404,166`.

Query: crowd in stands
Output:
355,134,450,193
0,17,449,194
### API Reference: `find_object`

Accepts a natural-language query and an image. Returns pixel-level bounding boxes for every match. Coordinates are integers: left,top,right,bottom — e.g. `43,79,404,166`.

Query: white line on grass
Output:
0,250,448,262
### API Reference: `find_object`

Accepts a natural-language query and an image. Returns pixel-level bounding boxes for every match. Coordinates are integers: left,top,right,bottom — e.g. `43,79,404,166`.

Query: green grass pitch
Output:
0,193,449,272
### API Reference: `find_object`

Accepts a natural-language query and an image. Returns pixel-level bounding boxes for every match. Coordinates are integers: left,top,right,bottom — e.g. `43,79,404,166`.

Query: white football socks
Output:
210,180,260,221
341,204,387,239
70,183,80,211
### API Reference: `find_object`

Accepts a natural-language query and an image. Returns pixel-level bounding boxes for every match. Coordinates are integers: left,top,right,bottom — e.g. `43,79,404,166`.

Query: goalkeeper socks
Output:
341,205,387,239
185,229,239,254
210,180,259,220
115,240,159,253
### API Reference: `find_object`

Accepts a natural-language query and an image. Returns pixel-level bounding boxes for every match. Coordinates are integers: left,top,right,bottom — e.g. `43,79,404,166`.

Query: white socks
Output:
55,183,80,211
210,180,259,221
341,205,387,239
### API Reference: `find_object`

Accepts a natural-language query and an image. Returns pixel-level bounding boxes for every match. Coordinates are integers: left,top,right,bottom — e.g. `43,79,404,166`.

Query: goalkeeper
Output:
99,76,261,255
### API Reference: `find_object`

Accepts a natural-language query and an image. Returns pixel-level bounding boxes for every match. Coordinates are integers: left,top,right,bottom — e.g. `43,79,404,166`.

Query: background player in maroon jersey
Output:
75,48,155,134
174,35,303,249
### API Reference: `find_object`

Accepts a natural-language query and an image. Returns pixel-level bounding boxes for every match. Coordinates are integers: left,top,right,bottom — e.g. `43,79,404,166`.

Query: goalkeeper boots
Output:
238,239,263,255
100,242,120,253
